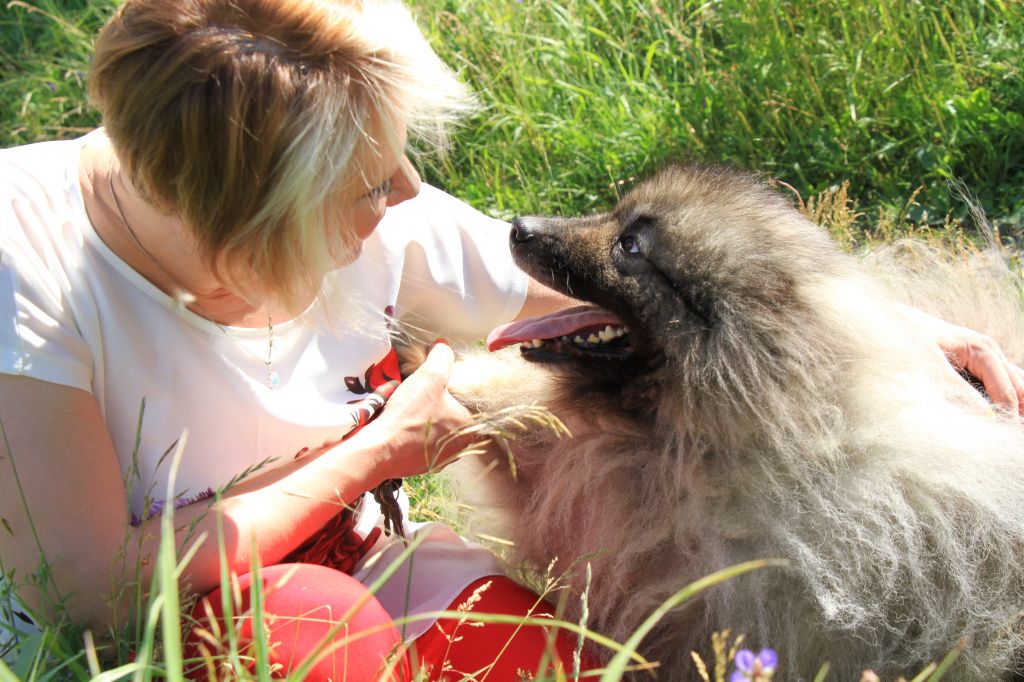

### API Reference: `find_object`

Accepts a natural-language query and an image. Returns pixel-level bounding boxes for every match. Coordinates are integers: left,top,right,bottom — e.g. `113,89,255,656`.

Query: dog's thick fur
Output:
436,165,1024,680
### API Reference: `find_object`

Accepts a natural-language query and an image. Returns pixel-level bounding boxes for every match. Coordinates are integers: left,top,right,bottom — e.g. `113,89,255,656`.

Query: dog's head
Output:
488,164,849,417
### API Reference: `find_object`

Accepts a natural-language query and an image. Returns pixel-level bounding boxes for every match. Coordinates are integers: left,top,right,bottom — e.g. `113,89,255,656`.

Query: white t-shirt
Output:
0,130,528,648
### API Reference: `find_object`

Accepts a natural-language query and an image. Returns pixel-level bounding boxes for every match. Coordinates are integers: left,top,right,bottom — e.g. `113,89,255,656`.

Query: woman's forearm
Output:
104,434,388,629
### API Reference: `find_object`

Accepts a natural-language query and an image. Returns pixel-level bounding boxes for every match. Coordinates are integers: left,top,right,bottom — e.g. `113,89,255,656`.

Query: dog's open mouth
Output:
487,304,634,361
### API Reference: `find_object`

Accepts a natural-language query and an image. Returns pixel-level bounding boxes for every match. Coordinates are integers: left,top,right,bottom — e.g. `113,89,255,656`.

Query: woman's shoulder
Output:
0,134,103,330
1,133,96,248
1,135,96,250
0,134,88,198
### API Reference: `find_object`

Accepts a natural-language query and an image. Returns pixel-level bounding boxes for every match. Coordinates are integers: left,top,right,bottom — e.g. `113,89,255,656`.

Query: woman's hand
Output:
934,321,1024,415
902,304,1024,415
354,342,475,482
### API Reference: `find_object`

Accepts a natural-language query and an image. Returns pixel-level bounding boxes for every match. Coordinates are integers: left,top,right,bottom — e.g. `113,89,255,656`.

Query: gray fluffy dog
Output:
428,165,1024,680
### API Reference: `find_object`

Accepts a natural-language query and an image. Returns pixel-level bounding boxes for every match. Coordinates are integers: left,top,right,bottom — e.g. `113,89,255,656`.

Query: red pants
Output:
187,563,597,680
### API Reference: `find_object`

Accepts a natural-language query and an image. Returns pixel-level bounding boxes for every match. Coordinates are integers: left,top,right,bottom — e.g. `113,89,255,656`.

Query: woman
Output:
0,0,1020,679
0,0,587,678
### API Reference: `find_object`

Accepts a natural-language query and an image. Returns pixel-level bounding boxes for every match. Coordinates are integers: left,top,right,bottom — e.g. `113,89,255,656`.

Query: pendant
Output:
267,370,280,388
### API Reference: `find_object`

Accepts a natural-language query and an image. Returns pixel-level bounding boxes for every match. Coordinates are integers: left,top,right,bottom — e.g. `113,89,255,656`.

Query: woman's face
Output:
340,119,421,249
205,131,420,319
347,152,421,242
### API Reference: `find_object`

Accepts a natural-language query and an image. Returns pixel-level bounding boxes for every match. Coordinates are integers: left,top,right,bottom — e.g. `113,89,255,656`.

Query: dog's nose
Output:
511,216,537,243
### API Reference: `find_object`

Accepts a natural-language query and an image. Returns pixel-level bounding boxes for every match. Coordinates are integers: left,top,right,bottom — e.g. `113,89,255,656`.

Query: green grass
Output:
2,0,1022,679
0,1,108,141
3,0,1024,233
413,0,1024,233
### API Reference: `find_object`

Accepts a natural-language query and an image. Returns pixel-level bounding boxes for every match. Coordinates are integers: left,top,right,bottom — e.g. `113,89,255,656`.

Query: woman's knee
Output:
187,563,409,681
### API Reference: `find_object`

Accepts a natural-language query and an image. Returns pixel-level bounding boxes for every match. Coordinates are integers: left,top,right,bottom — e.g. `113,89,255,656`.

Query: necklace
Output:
106,163,280,389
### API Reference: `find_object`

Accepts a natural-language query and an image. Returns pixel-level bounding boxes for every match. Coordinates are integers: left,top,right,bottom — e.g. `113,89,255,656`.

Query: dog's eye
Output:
618,235,641,255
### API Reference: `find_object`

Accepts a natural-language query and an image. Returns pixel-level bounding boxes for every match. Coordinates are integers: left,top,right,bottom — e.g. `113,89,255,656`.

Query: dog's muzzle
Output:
511,216,540,244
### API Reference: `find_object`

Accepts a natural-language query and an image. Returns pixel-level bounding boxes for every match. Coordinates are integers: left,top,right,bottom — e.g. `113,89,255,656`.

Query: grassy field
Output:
2,0,1023,679
3,0,1024,232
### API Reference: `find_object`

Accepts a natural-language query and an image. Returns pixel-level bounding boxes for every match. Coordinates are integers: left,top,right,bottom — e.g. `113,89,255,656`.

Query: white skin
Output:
0,131,1020,634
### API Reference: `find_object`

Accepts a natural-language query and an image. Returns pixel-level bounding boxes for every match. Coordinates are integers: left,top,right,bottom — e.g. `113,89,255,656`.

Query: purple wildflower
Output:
730,648,778,682
130,488,215,526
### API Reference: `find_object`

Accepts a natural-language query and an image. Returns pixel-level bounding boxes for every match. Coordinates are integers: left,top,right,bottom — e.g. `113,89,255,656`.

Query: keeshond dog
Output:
436,165,1024,680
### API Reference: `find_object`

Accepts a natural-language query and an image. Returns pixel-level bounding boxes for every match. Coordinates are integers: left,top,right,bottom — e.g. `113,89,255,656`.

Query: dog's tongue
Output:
487,304,623,352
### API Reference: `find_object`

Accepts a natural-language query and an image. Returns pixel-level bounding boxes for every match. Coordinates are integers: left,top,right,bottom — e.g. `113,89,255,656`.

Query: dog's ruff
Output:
428,165,1024,681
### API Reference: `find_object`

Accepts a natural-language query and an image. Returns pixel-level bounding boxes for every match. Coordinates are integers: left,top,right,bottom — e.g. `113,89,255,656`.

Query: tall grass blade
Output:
83,630,100,678
0,658,21,682
213,496,245,676
130,590,162,682
156,432,189,682
908,662,938,682
926,644,962,681
246,546,272,682
89,662,145,682
599,559,789,681
388,609,641,667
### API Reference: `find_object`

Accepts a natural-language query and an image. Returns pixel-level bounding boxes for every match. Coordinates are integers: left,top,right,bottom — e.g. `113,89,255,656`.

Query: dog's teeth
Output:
532,339,544,348
614,328,625,337
573,335,585,344
598,327,614,342
587,333,599,344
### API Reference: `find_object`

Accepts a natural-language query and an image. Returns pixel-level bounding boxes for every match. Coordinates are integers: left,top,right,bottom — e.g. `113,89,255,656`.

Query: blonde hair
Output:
89,0,474,309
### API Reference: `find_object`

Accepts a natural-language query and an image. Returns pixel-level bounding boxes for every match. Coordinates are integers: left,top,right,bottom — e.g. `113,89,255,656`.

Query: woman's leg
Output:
186,563,409,681
411,576,600,680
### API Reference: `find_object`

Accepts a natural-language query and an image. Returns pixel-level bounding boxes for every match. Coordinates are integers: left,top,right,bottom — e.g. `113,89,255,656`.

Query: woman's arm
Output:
513,277,578,321
0,344,469,632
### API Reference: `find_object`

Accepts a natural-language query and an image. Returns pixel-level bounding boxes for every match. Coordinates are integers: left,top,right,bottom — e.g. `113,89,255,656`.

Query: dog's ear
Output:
391,333,428,380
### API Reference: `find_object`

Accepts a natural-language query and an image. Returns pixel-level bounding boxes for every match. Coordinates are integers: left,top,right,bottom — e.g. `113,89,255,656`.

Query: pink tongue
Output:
487,304,623,352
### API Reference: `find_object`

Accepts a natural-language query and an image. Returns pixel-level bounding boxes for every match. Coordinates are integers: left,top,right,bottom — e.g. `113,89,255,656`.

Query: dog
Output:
412,164,1024,680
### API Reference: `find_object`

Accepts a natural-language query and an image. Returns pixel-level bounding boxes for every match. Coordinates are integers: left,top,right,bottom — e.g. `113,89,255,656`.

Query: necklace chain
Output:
106,163,280,389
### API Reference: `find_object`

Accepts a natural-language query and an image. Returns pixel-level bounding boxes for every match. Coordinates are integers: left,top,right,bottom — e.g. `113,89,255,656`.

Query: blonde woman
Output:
0,0,1020,679
0,0,595,677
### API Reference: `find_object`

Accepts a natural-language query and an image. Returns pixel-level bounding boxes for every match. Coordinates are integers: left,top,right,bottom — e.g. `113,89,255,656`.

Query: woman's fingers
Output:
944,327,1023,415
418,340,455,384
362,341,475,479
1008,362,1024,416
416,342,476,469
393,341,455,399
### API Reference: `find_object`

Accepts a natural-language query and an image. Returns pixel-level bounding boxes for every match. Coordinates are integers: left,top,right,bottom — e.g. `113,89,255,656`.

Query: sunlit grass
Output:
412,0,1023,233
2,0,1023,231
